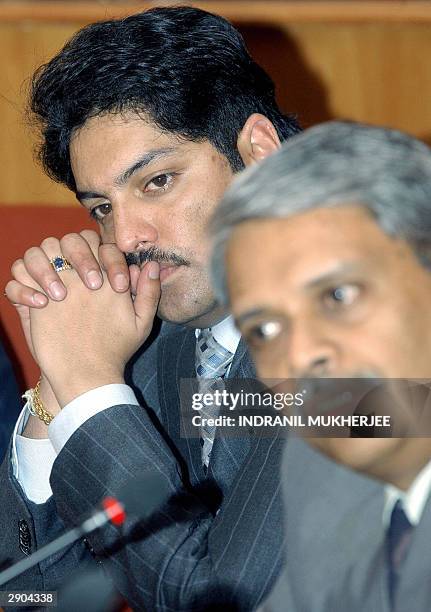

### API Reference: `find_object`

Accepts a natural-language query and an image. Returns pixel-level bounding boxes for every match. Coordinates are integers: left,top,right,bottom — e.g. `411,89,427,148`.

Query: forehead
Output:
69,112,203,189
226,205,421,300
69,113,173,182
70,111,174,152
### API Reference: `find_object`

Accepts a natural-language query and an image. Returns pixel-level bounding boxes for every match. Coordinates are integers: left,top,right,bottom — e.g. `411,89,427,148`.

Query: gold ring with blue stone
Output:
49,255,73,272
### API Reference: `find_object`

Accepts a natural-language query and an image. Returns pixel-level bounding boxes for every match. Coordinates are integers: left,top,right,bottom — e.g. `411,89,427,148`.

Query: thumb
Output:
133,262,161,335
129,264,140,298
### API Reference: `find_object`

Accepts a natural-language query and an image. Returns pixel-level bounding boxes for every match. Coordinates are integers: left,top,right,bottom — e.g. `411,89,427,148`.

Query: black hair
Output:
29,5,301,191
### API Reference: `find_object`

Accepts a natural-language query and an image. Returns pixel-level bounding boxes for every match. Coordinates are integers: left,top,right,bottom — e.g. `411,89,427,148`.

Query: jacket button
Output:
83,538,96,556
18,520,32,556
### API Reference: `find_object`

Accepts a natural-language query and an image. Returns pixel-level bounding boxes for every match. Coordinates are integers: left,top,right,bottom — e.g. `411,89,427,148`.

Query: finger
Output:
129,264,140,297
14,303,31,325
99,243,130,292
14,302,32,347
60,232,103,290
133,262,161,331
16,242,67,302
79,229,102,252
12,300,37,361
5,279,48,308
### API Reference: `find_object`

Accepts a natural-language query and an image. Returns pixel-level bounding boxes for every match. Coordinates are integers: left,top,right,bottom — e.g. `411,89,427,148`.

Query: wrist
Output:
22,375,61,439
39,376,62,417
47,368,125,407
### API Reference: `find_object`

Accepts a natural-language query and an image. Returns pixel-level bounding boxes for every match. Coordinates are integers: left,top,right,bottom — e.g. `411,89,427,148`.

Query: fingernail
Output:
49,281,66,300
114,273,129,291
86,270,102,289
33,293,48,306
148,262,160,280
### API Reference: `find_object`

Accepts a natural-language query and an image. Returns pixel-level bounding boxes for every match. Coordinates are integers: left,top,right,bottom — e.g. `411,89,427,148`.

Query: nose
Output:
112,200,158,254
285,318,338,378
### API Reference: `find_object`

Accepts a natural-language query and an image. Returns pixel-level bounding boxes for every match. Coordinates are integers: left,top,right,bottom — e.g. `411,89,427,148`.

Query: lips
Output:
158,263,181,283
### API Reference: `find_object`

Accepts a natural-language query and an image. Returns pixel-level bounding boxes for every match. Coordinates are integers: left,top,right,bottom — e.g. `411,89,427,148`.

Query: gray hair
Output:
210,120,431,304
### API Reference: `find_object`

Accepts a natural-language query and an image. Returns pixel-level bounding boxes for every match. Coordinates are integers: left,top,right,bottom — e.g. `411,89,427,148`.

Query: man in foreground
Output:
210,120,431,611
1,6,299,610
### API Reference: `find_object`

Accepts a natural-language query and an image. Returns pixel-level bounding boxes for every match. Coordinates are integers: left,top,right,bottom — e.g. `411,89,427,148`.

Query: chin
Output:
156,293,218,327
156,302,191,324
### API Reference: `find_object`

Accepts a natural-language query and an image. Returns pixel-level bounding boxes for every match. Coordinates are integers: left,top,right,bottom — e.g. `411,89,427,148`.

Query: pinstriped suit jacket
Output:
0,323,285,611
0,339,21,463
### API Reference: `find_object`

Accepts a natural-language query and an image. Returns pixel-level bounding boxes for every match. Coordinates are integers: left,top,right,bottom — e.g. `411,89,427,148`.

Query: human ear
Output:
237,113,281,167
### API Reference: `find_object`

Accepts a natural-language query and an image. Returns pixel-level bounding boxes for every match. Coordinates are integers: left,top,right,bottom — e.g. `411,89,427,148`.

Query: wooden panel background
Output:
0,2,430,206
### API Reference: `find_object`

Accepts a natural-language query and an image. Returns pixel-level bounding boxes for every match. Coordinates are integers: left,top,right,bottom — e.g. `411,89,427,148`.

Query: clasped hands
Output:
5,230,161,409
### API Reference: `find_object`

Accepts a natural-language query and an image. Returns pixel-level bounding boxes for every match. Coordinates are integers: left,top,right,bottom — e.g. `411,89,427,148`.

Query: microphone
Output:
0,472,171,587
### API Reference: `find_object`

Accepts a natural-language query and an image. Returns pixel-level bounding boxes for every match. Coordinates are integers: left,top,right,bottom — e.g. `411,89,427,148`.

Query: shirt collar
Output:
195,315,241,355
383,459,431,527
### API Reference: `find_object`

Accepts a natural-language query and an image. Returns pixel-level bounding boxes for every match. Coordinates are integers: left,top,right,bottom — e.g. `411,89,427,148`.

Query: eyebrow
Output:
235,307,276,327
303,262,364,291
75,146,178,202
234,262,365,326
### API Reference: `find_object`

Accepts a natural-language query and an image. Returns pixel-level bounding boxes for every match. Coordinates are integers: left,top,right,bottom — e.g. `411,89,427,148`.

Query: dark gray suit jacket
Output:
0,338,21,463
262,437,431,612
0,323,285,611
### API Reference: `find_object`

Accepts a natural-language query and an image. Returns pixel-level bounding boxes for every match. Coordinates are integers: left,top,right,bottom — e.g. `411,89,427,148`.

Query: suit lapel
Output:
208,339,256,494
157,326,205,486
228,337,254,379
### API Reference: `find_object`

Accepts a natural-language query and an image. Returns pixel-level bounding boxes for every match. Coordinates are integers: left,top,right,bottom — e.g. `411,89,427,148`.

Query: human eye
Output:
144,173,176,194
244,320,283,347
322,284,361,309
89,202,112,222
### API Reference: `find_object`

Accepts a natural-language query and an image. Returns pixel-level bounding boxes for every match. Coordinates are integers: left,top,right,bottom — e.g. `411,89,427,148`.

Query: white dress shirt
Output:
13,316,241,504
201,315,242,356
382,459,431,527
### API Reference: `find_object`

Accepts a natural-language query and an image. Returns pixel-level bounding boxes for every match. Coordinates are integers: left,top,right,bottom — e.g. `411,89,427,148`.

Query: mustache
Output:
125,246,190,268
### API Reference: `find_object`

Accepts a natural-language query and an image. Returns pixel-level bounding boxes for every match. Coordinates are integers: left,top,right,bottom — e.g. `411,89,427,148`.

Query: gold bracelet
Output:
29,378,55,426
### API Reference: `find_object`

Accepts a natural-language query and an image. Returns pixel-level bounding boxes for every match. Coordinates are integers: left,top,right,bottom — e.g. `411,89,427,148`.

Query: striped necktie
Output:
195,329,234,469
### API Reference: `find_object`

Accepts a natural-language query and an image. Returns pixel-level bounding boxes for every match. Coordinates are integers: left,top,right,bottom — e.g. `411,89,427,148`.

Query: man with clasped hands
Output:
1,6,300,610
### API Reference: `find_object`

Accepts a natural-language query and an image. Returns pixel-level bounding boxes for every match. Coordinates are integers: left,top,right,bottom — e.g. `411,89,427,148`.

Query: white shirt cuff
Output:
11,403,56,504
12,384,138,504
49,384,139,454
15,435,57,504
